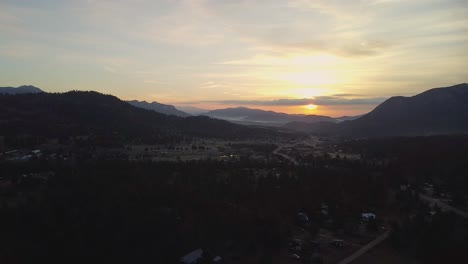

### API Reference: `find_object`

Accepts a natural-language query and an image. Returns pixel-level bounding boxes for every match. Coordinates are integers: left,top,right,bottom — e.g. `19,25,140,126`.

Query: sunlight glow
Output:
304,104,318,111
290,54,340,66
280,71,335,86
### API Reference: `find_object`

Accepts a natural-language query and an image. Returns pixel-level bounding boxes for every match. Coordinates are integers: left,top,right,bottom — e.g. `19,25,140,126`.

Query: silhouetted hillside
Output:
0,91,277,144
340,83,468,137
201,106,336,126
127,100,190,117
0,85,44,94
286,83,468,138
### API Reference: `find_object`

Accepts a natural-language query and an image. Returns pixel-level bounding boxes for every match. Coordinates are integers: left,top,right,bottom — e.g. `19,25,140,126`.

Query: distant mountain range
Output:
200,106,341,126
286,83,468,137
127,100,190,117
0,85,44,94
176,105,209,115
128,103,363,126
2,85,363,126
2,83,467,139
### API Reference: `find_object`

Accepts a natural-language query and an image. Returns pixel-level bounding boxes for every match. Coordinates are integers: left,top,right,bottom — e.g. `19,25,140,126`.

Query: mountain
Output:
0,85,44,94
0,91,278,144
176,105,209,115
342,83,468,137
334,114,364,122
127,100,190,117
201,106,336,126
288,83,468,138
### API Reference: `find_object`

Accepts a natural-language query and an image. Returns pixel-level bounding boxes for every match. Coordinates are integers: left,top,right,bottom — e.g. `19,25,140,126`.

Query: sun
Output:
304,104,318,111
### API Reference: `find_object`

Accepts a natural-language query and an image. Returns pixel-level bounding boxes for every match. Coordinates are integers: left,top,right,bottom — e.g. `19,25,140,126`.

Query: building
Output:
361,213,376,222
180,249,203,264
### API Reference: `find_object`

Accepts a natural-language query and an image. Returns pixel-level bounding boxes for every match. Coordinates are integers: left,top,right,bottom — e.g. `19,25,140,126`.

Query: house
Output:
32,149,42,157
180,249,203,264
297,212,310,225
320,203,329,216
290,253,301,260
212,256,222,263
331,239,345,248
361,213,376,222
180,249,221,264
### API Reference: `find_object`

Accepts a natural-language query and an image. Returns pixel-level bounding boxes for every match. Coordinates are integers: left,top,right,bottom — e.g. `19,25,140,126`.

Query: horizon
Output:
7,82,468,118
1,0,467,116
5,82,467,118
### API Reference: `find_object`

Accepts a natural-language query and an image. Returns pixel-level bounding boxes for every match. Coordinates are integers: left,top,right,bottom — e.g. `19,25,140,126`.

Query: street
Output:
419,194,468,219
337,231,390,264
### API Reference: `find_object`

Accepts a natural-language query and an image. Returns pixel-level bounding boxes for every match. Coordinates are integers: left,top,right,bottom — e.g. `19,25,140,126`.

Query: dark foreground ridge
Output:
0,90,279,145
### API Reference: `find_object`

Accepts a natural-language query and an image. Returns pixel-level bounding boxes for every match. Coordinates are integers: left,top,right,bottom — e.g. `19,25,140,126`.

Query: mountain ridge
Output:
0,85,44,94
0,91,279,144
127,100,190,117
201,106,337,126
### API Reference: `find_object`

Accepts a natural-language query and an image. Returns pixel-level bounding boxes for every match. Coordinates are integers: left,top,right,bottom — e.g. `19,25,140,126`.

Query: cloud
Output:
103,66,117,73
332,93,357,97
200,96,387,106
143,80,160,85
312,96,387,105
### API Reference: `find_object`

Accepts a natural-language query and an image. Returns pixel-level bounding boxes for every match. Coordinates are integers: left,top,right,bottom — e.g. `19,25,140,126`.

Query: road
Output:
272,136,322,165
337,231,390,264
419,194,468,219
273,145,298,165
272,137,395,264
336,194,468,264
335,194,467,264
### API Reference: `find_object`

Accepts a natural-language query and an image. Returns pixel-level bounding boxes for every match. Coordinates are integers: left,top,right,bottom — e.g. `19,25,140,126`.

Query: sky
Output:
1,0,467,117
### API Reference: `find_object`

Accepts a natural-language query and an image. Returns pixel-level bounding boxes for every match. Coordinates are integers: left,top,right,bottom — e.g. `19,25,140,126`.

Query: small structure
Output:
361,213,376,222
297,212,310,226
331,239,345,248
320,203,329,216
180,249,203,264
